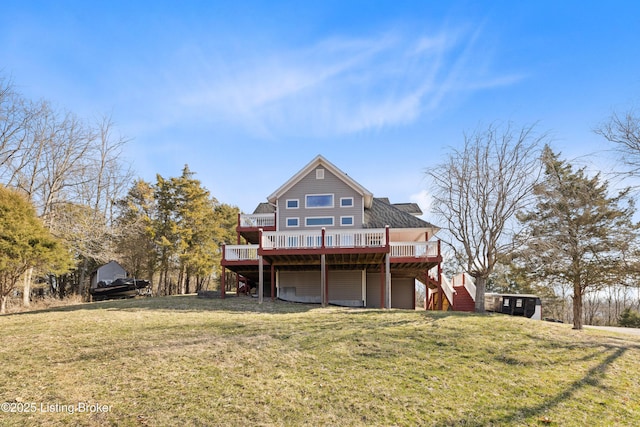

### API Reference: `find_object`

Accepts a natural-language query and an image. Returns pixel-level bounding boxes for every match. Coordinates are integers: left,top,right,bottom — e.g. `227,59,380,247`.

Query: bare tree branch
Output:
428,122,546,311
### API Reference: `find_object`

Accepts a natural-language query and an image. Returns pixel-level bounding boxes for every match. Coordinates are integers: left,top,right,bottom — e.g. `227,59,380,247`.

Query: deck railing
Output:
239,213,275,228
389,241,439,258
225,229,440,260
261,229,387,250
440,274,455,306
224,244,259,261
323,229,387,249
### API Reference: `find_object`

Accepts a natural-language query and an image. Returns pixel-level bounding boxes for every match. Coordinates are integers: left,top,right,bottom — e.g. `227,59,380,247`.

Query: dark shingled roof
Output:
364,198,436,229
252,202,276,214
392,202,423,216
251,198,436,229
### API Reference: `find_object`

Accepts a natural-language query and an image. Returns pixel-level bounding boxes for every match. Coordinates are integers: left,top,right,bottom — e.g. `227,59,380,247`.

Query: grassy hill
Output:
1,296,639,426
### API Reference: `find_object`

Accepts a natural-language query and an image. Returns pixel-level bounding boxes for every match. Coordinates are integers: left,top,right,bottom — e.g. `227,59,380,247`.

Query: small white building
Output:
90,261,127,289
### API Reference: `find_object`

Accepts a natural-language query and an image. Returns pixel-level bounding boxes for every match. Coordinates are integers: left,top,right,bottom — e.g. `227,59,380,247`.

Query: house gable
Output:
268,155,373,208
277,163,365,230
267,155,374,231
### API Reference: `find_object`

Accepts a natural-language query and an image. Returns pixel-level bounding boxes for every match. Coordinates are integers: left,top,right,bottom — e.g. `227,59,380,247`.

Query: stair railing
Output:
462,273,476,302
440,274,455,307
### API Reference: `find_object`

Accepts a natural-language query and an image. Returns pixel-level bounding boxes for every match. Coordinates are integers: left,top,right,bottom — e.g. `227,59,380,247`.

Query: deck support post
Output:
321,254,327,307
380,261,385,309
437,260,443,310
258,255,264,305
385,253,391,309
220,266,226,299
270,264,275,301
325,262,329,306
412,280,416,310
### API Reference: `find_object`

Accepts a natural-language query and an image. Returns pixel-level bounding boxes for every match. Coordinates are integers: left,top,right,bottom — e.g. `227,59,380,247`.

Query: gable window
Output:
340,216,354,226
306,194,333,208
286,199,299,209
286,217,299,227
306,217,334,227
340,197,354,207
316,168,325,179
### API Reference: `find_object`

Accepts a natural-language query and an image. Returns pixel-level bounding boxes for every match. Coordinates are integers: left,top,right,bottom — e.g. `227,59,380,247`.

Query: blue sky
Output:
2,1,639,217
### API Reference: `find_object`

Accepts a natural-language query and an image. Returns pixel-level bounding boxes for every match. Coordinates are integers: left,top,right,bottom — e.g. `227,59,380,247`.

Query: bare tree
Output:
428,122,545,311
72,115,133,297
1,78,134,304
596,109,640,176
0,76,27,171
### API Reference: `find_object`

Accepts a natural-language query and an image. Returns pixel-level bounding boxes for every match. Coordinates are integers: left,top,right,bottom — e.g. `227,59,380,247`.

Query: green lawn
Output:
1,295,639,426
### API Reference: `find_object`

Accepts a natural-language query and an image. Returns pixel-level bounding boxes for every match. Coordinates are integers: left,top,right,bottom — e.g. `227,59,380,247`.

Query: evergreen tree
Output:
114,168,240,296
0,185,72,313
619,308,640,328
172,165,219,294
113,179,158,287
516,146,640,329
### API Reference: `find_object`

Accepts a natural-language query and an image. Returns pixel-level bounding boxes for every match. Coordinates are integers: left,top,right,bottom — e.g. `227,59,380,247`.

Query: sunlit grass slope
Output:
1,296,639,426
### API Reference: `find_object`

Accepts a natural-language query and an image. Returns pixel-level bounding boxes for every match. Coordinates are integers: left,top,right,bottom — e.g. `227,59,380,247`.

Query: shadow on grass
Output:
7,294,481,318
487,341,640,425
2,294,383,317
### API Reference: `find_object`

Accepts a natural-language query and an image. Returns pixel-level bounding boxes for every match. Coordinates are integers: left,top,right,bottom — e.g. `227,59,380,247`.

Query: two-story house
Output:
221,155,448,309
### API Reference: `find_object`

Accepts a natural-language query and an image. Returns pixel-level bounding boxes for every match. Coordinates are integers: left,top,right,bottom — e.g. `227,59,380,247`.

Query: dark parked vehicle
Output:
90,278,151,301
485,293,542,320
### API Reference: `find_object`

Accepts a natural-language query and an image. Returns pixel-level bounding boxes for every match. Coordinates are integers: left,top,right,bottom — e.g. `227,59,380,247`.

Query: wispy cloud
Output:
134,25,524,139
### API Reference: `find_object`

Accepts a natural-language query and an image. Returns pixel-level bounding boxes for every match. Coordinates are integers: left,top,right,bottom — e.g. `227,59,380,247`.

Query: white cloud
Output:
410,189,432,218
131,25,524,139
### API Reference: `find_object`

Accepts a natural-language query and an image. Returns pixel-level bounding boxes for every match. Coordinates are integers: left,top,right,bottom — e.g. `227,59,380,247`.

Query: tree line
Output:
3,70,640,328
428,115,640,330
0,75,238,313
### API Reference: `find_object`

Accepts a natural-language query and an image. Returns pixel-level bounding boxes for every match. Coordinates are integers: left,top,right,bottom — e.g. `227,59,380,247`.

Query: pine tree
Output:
0,185,72,313
516,146,640,329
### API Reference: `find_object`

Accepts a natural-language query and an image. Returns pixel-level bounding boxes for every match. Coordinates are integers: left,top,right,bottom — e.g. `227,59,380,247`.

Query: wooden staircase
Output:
425,272,476,312
451,285,475,312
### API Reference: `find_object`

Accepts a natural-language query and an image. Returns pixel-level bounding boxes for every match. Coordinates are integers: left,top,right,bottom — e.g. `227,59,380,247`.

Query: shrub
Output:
618,308,640,328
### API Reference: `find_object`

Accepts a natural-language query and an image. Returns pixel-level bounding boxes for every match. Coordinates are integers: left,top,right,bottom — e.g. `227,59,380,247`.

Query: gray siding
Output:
278,167,363,231
366,273,414,309
328,270,363,307
278,269,364,306
391,277,415,309
279,271,321,303
366,273,383,308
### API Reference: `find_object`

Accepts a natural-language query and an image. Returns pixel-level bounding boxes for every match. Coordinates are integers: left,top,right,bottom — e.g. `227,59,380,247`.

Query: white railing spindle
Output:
239,213,275,228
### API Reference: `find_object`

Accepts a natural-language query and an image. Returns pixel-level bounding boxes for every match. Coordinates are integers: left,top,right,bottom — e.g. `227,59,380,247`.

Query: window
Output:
516,299,523,308
341,216,354,226
340,197,354,207
286,217,299,227
503,299,510,307
316,168,325,179
306,217,334,227
306,194,333,208
286,199,299,209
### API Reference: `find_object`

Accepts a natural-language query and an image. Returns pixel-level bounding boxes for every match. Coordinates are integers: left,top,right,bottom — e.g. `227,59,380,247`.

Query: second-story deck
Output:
237,213,276,244
223,227,440,269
